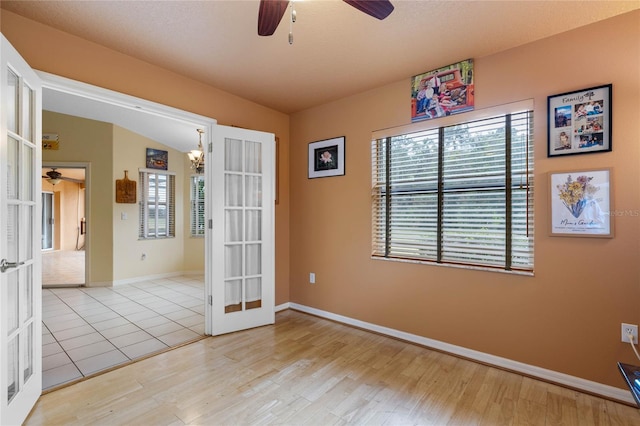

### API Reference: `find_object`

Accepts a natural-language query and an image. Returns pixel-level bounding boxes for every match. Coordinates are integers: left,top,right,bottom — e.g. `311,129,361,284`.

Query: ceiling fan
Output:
258,0,394,37
42,168,84,185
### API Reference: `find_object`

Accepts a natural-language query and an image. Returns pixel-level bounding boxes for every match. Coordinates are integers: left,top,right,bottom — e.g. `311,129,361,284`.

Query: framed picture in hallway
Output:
146,148,168,170
547,84,612,157
308,136,345,179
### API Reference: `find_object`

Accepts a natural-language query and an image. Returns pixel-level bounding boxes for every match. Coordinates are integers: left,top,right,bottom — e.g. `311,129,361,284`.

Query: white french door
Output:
209,125,275,335
0,35,43,425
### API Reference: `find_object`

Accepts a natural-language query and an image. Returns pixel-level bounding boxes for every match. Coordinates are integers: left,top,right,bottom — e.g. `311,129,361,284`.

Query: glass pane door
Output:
210,125,274,336
224,139,264,313
1,34,42,426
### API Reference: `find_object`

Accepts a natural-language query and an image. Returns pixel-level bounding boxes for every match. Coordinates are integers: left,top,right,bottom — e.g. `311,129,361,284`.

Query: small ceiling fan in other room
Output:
257,0,394,37
42,168,85,186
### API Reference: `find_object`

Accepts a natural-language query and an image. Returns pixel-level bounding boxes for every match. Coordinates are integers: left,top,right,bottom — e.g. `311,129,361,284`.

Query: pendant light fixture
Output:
187,129,205,174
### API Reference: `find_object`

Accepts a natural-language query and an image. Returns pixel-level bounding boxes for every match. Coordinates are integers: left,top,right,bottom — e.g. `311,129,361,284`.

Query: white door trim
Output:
36,71,217,336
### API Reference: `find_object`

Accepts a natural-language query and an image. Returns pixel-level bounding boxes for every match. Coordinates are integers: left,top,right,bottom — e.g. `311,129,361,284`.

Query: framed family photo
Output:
547,84,612,157
549,168,612,237
411,59,474,123
308,136,345,179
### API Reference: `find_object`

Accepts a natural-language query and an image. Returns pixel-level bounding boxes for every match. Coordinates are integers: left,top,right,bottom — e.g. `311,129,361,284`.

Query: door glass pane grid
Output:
21,82,34,142
19,205,33,262
7,204,18,268
7,271,19,335
245,244,262,276
7,68,18,134
245,210,261,241
224,245,243,279
21,144,33,201
21,265,33,322
245,141,262,173
225,138,243,172
7,337,19,404
225,210,243,242
7,137,18,199
23,323,33,383
224,174,243,207
224,279,243,313
224,137,265,314
245,175,262,208
245,277,262,310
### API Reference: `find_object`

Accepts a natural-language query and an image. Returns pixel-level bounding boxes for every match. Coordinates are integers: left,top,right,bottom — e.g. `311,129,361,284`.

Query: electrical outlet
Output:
309,272,315,284
621,323,638,344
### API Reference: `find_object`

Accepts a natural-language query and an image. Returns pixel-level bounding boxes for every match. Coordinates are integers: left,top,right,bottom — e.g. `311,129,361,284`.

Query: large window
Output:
190,175,205,237
139,169,175,239
372,110,534,272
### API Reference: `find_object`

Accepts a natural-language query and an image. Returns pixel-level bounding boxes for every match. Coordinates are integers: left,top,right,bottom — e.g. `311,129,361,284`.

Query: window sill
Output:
371,255,534,277
138,236,176,241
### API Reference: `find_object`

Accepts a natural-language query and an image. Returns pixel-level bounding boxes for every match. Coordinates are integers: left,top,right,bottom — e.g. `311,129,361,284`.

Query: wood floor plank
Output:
25,310,640,425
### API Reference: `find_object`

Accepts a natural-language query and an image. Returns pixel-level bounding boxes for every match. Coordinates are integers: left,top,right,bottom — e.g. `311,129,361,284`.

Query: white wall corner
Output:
275,302,290,312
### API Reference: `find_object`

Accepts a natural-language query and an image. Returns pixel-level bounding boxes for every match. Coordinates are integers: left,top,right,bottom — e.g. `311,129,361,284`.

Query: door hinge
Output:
208,219,213,229
208,142,213,153
208,295,213,306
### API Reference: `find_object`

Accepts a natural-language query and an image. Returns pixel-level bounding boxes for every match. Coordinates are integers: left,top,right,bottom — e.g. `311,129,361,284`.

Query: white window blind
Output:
190,175,205,237
372,111,534,272
139,169,175,239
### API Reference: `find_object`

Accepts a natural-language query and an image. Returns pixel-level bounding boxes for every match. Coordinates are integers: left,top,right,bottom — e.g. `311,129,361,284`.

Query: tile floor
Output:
43,250,85,286
42,275,205,390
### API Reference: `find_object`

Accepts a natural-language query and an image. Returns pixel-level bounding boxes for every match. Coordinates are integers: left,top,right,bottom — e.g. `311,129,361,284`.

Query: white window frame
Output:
371,102,534,273
190,174,205,237
139,168,175,239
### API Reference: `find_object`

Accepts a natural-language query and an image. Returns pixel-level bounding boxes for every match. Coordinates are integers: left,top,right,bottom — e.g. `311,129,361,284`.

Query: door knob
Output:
0,259,25,273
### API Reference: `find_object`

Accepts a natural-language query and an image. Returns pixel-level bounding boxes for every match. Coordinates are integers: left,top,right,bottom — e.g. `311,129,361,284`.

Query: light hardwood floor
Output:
26,310,640,425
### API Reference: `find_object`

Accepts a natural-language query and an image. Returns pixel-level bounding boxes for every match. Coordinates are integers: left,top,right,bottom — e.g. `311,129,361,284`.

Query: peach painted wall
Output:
289,10,640,390
1,10,290,304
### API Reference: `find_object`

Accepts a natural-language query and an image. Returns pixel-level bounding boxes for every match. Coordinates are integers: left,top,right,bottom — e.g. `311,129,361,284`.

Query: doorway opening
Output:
41,164,88,287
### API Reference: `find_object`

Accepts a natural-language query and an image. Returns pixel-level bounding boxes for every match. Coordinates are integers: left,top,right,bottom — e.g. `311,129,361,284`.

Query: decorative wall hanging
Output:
411,59,474,123
549,168,612,237
115,170,136,203
146,148,168,170
42,133,59,150
308,136,345,179
547,84,612,157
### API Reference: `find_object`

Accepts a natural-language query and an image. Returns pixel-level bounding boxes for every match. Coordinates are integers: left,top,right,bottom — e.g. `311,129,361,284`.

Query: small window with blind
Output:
372,110,534,273
190,175,205,237
139,169,175,239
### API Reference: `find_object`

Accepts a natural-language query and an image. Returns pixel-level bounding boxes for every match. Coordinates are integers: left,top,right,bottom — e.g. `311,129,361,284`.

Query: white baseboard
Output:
84,281,113,288
289,302,635,405
275,302,290,312
112,271,189,286
182,270,205,276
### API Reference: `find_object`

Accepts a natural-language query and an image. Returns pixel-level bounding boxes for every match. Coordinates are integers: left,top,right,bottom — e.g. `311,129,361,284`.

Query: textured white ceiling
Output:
4,0,638,114
3,1,638,153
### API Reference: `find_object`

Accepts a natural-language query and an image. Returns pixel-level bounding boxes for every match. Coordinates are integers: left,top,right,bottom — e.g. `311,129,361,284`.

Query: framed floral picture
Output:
308,136,345,179
547,84,612,157
549,168,612,237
